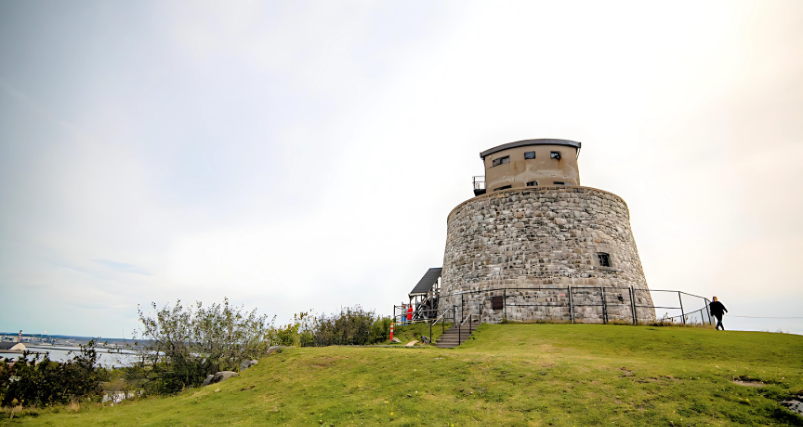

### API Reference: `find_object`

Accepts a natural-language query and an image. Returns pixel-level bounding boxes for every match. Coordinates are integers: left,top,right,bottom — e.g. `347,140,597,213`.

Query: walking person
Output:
709,296,728,330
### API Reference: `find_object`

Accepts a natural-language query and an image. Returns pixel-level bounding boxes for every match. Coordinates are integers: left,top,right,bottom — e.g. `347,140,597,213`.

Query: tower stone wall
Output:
440,186,656,323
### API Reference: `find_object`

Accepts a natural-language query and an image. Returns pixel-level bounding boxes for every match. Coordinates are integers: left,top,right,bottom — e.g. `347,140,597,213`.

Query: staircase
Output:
434,323,478,348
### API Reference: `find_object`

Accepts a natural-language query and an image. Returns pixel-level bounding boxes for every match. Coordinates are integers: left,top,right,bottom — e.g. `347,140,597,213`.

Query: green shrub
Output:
130,298,275,394
0,340,108,407
298,307,391,347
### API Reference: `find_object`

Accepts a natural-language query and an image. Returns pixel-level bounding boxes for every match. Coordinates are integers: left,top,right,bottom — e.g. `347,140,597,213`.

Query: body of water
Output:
2,346,141,367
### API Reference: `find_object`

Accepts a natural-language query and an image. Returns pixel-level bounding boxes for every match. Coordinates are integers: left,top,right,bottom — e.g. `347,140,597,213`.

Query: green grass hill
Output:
4,324,803,426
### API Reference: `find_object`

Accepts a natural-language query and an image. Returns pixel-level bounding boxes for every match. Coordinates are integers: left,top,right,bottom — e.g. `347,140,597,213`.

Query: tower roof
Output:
479,139,582,160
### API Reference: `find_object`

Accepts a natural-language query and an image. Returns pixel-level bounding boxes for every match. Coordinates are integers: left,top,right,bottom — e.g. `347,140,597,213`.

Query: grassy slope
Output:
5,324,803,426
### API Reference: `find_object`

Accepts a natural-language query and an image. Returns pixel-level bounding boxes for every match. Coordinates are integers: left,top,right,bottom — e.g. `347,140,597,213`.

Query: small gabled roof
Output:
409,268,442,297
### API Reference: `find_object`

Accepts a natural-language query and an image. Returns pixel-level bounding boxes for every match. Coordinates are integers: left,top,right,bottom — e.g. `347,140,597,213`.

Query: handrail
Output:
460,302,480,326
429,303,456,345
457,301,482,345
432,303,454,325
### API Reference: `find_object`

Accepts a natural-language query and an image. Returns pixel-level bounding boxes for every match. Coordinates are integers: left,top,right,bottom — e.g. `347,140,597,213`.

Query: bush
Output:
298,307,391,347
0,340,108,407
130,298,275,394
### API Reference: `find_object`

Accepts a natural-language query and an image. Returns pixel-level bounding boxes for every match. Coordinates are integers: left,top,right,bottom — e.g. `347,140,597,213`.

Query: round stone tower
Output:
440,139,655,323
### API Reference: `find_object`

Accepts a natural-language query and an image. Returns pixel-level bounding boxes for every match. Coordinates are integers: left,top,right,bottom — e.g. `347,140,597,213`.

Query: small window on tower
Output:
492,156,510,167
598,253,611,267
524,151,535,159
553,181,565,185
526,181,538,186
493,185,512,191
550,151,561,160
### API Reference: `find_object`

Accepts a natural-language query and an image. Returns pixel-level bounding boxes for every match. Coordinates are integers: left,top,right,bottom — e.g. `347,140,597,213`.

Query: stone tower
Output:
440,139,655,323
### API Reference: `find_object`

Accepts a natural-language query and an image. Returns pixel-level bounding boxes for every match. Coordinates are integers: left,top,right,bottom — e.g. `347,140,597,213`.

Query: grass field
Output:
3,324,803,426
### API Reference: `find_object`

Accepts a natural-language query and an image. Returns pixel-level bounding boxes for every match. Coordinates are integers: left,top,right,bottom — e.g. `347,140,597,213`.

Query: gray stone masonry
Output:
440,186,656,323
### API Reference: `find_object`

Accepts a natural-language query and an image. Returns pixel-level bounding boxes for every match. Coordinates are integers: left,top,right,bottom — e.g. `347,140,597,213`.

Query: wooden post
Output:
568,286,574,324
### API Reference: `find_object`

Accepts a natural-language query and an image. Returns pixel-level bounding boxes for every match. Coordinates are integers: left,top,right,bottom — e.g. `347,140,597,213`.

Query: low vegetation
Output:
0,341,107,408
3,324,802,426
0,300,396,409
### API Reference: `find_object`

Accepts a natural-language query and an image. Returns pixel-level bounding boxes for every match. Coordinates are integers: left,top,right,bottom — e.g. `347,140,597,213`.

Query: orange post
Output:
389,323,394,341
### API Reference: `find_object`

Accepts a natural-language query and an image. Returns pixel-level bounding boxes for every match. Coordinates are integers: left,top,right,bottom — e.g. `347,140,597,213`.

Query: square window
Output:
598,253,611,267
491,156,510,167
550,151,561,160
524,151,535,159
526,181,538,187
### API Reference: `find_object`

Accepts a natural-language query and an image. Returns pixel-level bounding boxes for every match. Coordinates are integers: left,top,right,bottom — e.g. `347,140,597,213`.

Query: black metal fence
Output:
394,286,714,327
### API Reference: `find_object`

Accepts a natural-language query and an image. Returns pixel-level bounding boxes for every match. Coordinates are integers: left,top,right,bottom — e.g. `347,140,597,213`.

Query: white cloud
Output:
1,0,801,336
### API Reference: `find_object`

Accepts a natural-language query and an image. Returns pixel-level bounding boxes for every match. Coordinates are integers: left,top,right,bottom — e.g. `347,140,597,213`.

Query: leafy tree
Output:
131,298,274,394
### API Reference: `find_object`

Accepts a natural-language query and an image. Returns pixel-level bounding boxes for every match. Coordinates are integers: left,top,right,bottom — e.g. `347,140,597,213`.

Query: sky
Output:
1,0,802,337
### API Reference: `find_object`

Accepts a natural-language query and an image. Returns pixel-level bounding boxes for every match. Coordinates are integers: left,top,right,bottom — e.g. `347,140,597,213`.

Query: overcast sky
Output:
1,0,802,337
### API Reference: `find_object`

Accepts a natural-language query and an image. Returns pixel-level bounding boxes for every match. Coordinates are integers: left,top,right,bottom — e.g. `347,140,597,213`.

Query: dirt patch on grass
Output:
732,380,766,387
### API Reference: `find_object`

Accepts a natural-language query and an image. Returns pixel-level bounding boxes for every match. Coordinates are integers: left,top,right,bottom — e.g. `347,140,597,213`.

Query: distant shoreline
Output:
24,344,139,355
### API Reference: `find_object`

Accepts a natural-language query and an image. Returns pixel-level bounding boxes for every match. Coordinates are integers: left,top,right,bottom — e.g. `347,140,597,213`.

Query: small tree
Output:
132,298,273,394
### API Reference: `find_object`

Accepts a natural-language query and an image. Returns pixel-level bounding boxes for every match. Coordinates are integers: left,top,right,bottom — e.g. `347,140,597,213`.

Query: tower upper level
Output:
473,139,582,196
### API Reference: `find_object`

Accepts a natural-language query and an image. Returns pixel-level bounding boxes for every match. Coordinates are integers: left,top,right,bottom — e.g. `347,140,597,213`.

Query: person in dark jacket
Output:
709,296,728,330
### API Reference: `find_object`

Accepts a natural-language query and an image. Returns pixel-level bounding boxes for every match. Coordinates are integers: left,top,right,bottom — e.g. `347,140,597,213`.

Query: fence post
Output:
629,287,637,325
704,298,712,325
568,286,574,324
678,292,686,325
503,289,507,322
459,294,463,344
601,287,607,324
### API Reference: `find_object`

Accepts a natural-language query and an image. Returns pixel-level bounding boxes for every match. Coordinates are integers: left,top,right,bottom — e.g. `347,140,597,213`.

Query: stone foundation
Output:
440,186,655,323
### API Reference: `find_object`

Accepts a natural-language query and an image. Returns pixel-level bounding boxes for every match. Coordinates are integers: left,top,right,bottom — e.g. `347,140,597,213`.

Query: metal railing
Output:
395,286,713,327
391,287,713,348
478,286,712,325
393,305,438,325
458,299,482,344
429,303,456,344
473,176,485,191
